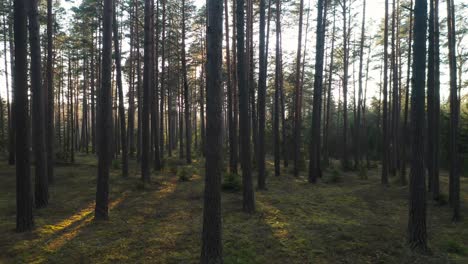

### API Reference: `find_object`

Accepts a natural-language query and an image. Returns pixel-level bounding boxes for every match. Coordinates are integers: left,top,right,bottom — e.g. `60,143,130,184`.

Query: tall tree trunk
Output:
308,0,326,183
257,0,267,189
274,0,281,177
225,0,236,174
432,0,440,199
231,0,238,171
95,0,113,220
128,10,135,157
390,0,399,177
113,0,129,178
14,0,34,231
160,0,166,166
8,0,15,165
237,0,255,213
181,0,191,164
446,0,460,221
323,4,335,168
200,0,223,261
401,0,413,182
29,0,48,208
427,0,435,190
408,0,427,252
141,0,153,183
381,0,389,184
341,0,351,170
46,0,54,183
293,0,304,176
153,0,161,170
355,0,366,170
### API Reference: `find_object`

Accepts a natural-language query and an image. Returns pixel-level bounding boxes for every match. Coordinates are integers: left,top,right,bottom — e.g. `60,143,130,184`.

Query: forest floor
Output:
0,153,467,264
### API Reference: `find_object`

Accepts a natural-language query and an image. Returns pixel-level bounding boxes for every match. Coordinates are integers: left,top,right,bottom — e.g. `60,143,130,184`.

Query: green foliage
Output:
323,168,341,184
222,172,241,192
443,240,468,255
166,157,185,175
358,165,368,180
177,165,194,182
55,151,70,162
112,159,121,170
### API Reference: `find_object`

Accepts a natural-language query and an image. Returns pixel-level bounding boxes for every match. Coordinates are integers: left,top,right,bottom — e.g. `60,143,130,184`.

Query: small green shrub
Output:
222,172,241,192
112,159,121,169
323,168,341,183
55,151,69,162
443,240,467,255
358,165,368,180
167,158,185,175
178,165,194,182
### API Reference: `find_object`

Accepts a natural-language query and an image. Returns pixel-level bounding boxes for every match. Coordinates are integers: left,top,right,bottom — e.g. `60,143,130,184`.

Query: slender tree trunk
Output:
95,0,113,220
46,0,54,183
8,1,15,165
274,0,281,177
308,0,326,183
323,5,335,167
382,0,389,184
225,0,235,174
408,0,428,252
231,0,238,171
293,0,304,177
160,0,166,166
237,0,255,213
128,10,135,158
446,0,460,221
200,0,223,261
181,0,191,164
29,0,48,208
257,0,267,189
141,0,153,183
391,0,399,177
153,0,161,170
432,0,440,199
401,0,413,182
355,0,366,170
113,0,129,178
14,0,34,231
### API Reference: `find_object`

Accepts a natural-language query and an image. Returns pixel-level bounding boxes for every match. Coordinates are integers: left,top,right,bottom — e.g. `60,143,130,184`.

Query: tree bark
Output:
113,0,129,178
95,0,113,220
200,0,223,261
408,0,428,252
237,0,255,213
308,0,326,183
293,0,304,177
29,0,49,208
14,0,34,231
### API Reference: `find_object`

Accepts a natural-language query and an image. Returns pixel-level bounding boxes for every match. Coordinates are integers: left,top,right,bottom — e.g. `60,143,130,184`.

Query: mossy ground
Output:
0,153,467,263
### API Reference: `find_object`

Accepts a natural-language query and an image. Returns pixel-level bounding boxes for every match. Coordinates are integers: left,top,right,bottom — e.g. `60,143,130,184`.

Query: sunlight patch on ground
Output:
257,199,291,241
45,193,129,252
